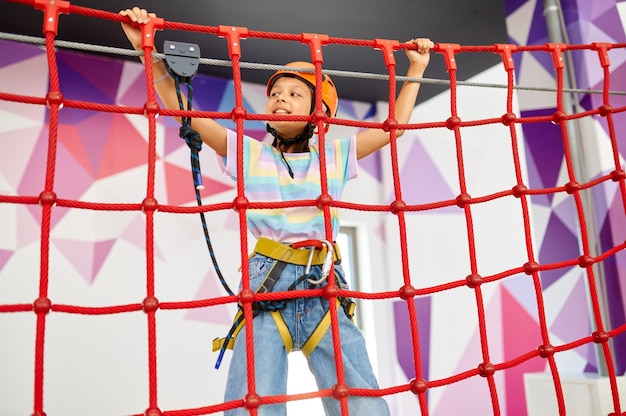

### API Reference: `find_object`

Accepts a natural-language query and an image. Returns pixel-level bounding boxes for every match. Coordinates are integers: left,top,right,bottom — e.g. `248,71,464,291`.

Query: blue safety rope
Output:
173,74,234,297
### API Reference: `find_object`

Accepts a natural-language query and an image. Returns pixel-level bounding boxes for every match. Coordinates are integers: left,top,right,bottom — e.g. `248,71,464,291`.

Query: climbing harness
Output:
213,238,356,369
163,41,234,296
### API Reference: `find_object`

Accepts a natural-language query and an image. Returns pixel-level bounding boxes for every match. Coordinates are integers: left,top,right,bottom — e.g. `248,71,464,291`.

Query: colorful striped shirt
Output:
218,129,358,242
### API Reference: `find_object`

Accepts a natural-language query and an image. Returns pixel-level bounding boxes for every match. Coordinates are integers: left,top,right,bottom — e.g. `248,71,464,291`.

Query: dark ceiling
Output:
1,0,510,103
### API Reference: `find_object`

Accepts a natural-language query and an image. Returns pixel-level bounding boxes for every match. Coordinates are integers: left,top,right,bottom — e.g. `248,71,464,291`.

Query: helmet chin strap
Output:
266,123,315,178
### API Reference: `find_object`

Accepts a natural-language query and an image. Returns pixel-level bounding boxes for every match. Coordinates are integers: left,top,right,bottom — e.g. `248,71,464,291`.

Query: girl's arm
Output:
120,7,228,156
354,38,434,160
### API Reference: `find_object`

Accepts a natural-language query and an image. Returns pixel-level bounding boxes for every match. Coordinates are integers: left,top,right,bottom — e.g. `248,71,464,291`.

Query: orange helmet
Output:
266,62,339,117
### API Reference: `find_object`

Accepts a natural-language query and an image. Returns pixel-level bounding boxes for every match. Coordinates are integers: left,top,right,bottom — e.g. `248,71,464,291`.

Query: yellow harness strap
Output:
213,239,352,357
212,309,293,353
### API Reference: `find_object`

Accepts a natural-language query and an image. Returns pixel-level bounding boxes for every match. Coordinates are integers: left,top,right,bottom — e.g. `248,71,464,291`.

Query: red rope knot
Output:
592,331,609,344
383,118,398,133
34,0,70,35
610,169,625,182
233,196,249,211
501,112,516,126
598,104,613,116
323,283,339,300
31,411,47,416
409,378,428,395
577,255,594,268
141,197,159,213
38,191,57,207
465,274,482,289
243,393,261,410
390,199,406,215
551,110,567,125
230,106,247,122
399,285,416,300
445,116,461,130
311,109,328,128
142,297,159,313
538,343,555,358
512,184,528,198
564,181,580,194
477,362,495,377
143,101,160,117
45,91,64,110
332,383,350,400
33,297,52,315
523,261,540,275
239,288,255,305
455,193,471,208
316,194,333,210
144,407,162,416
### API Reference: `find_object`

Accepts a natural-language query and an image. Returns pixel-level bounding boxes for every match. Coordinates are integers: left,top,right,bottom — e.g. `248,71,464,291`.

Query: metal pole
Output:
543,0,614,376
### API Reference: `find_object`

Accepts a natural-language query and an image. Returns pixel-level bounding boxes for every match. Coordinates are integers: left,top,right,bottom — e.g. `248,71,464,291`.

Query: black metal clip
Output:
163,40,200,84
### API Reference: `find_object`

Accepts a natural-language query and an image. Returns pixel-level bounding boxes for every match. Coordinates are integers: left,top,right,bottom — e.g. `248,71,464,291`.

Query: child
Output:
120,7,433,415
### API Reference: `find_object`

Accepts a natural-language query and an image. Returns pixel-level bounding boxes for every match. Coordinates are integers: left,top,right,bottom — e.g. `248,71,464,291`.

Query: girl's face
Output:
266,76,313,141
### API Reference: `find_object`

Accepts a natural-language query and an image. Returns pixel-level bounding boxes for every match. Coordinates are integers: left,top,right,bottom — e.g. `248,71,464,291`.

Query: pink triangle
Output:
0,249,13,273
163,125,186,157
98,115,150,179
92,240,116,283
0,125,44,191
501,286,545,416
121,216,165,261
16,206,41,249
224,210,241,232
433,300,495,414
52,238,116,285
164,161,233,205
57,123,97,178
185,270,234,326
53,238,95,285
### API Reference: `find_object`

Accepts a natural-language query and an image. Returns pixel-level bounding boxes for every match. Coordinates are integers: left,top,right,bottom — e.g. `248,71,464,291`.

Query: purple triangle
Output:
391,139,457,212
393,297,431,381
538,211,580,288
520,108,564,194
359,151,382,182
0,40,44,68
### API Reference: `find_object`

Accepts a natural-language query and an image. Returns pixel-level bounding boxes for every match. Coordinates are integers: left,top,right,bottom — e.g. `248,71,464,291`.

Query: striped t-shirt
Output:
218,129,358,242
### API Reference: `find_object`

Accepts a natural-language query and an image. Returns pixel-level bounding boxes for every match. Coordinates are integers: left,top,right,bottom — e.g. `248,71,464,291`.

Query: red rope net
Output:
1,1,625,415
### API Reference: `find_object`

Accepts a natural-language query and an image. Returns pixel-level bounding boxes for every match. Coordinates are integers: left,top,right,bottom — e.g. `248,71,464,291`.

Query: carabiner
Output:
307,240,333,285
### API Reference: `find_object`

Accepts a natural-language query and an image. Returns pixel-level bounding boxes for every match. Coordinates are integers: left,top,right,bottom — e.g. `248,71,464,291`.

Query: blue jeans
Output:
223,254,390,416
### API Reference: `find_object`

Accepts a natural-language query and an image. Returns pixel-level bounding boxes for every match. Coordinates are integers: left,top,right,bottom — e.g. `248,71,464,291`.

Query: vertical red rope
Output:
549,42,622,415
137,16,165,416
496,43,568,414
218,25,259,415
301,33,353,415
593,42,626,213
444,43,502,414
31,1,69,415
376,38,430,414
